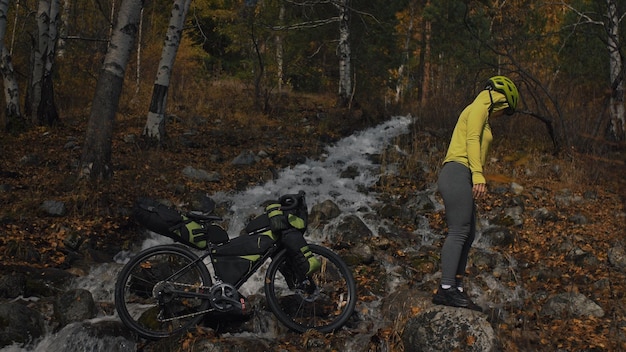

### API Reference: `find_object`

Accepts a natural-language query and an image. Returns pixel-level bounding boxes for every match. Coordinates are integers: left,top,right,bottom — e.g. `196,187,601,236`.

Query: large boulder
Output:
402,306,498,352
54,289,99,328
0,302,45,348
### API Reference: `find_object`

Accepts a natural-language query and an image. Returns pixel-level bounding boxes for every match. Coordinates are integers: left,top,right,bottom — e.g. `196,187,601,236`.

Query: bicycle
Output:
114,191,357,339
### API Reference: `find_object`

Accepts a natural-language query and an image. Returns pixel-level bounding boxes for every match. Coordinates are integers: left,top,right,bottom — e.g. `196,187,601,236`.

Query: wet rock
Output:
0,273,26,298
333,214,373,243
340,165,360,179
41,321,136,352
0,302,45,348
407,191,437,214
54,289,98,329
343,242,374,265
24,267,76,297
309,199,341,224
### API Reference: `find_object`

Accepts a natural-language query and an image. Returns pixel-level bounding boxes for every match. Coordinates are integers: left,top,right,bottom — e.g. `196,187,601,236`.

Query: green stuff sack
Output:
133,198,228,249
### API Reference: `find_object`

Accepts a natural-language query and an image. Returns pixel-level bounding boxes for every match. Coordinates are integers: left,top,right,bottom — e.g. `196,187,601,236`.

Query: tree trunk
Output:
336,0,351,107
80,0,143,180
30,0,49,124
143,0,191,142
276,3,285,93
57,0,70,57
1,47,21,125
395,2,414,104
38,0,60,126
606,0,625,141
418,0,431,106
135,8,143,94
0,0,22,129
0,0,7,52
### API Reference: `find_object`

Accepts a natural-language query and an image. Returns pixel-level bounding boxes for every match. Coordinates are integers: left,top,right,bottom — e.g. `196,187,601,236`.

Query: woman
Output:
432,76,519,311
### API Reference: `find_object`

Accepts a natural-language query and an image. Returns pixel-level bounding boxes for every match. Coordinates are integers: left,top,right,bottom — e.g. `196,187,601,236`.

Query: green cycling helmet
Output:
486,75,519,115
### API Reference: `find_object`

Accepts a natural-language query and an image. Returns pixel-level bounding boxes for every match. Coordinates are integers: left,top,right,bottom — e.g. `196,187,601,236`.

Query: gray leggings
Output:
436,162,476,287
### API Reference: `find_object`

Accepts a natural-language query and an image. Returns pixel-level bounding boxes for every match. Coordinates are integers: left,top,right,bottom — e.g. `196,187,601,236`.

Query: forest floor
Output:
1,90,625,351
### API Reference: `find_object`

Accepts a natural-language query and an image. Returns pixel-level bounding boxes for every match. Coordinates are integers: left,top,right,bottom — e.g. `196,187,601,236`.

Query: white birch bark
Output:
1,47,21,121
336,0,351,106
57,0,70,57
80,0,143,180
607,0,625,140
39,0,60,125
0,0,20,122
30,0,49,123
143,0,191,141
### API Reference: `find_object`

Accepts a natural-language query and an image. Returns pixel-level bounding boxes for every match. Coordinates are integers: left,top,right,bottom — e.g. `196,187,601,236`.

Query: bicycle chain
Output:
155,281,216,322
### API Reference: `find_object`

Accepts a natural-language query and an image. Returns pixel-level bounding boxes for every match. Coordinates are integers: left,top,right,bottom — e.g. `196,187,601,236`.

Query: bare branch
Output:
269,16,341,31
557,1,604,26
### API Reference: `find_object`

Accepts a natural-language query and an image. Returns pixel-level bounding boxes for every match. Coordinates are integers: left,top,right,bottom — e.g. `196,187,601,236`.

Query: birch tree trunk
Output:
1,47,22,126
336,0,351,107
80,0,143,180
39,0,60,125
57,0,70,57
30,0,49,124
0,0,21,127
143,0,191,142
606,0,625,141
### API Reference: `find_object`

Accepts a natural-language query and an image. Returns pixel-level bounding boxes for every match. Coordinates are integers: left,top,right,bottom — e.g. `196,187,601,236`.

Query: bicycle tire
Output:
114,244,212,339
264,244,357,333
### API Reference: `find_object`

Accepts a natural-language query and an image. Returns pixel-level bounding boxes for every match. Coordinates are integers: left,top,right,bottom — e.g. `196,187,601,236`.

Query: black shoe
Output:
432,287,482,312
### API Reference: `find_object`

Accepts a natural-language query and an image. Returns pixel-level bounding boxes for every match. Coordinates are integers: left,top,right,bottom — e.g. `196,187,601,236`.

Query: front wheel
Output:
264,244,357,333
114,245,212,339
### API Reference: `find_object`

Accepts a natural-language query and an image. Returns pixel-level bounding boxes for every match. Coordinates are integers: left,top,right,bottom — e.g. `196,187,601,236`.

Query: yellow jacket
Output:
443,90,508,185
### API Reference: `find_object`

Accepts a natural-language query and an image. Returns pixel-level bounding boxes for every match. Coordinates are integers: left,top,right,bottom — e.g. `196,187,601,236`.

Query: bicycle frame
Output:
157,238,286,301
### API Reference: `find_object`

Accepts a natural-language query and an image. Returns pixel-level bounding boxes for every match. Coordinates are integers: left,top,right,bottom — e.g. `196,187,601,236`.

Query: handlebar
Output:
278,190,306,211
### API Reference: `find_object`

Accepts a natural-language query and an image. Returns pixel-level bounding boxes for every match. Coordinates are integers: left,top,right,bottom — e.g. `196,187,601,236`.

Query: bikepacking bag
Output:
133,197,229,250
263,193,309,236
211,231,277,285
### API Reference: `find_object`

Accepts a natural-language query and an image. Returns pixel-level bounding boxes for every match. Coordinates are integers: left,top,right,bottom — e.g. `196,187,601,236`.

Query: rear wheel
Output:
114,245,212,339
264,244,357,333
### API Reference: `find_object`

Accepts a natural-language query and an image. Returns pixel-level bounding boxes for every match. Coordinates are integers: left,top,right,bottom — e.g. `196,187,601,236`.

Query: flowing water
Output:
1,115,415,351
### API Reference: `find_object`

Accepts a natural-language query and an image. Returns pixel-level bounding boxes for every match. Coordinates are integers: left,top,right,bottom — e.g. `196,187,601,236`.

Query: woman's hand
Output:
473,183,487,199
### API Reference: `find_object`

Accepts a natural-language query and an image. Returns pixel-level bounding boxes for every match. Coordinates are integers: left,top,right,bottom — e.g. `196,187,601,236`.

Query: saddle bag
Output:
133,197,229,249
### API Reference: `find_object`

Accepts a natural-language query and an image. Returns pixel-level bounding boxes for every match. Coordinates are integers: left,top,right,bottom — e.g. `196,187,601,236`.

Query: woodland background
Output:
1,0,626,351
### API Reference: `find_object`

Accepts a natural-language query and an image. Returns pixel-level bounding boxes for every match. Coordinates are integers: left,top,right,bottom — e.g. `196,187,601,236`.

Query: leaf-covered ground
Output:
1,95,625,350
